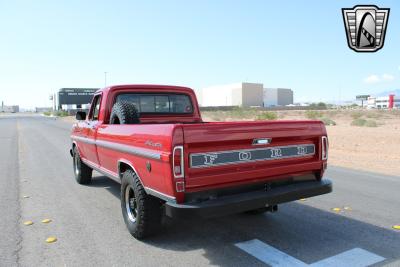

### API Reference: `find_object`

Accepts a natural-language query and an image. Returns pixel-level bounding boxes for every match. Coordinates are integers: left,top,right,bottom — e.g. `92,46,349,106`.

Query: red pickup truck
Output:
70,84,331,239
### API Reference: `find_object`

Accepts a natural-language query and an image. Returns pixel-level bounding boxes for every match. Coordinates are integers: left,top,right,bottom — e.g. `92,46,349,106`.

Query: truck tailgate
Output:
182,120,325,191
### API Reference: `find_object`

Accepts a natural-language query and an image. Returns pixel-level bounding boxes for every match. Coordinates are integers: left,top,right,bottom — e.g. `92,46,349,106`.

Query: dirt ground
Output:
61,109,400,176
202,109,400,176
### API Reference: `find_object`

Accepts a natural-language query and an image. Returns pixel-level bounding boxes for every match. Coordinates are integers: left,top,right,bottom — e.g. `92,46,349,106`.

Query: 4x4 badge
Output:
342,5,390,52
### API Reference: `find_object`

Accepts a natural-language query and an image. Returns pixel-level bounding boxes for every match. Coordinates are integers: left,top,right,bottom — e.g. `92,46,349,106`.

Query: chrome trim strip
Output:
190,144,315,169
145,187,177,203
117,159,176,203
70,135,162,160
71,135,96,145
97,140,162,160
81,158,121,183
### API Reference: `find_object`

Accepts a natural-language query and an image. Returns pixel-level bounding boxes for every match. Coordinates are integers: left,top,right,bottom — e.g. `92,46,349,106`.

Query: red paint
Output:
71,85,328,204
389,94,395,109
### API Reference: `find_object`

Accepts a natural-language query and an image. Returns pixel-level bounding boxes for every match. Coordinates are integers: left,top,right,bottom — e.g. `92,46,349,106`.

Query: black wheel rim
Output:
125,185,137,223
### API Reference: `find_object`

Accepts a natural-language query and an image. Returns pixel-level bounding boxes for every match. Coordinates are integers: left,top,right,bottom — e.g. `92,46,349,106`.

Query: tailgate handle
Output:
252,138,272,145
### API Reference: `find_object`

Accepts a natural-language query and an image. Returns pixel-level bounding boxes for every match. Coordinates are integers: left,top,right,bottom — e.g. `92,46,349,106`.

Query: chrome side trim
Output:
97,140,161,160
70,135,162,160
117,159,176,203
71,135,96,145
81,158,121,184
145,187,177,203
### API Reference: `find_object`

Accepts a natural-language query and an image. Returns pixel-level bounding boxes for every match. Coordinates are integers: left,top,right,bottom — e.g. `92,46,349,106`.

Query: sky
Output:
0,0,399,109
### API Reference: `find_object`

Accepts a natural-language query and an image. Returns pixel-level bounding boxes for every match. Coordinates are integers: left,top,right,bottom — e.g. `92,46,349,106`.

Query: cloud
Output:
382,74,394,81
364,75,380,83
364,74,395,84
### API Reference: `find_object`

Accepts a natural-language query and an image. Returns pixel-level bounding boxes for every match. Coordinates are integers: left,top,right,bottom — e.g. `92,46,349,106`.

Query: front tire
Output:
121,170,162,239
72,147,92,184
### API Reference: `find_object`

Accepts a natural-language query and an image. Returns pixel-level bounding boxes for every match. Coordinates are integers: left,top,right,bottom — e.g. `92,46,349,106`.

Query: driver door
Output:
82,94,102,166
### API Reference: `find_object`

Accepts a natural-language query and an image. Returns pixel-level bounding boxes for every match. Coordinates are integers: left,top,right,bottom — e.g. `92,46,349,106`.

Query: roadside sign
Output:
356,95,370,101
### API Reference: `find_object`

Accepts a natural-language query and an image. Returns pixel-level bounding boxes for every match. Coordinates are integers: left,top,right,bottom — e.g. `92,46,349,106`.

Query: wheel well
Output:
118,161,134,179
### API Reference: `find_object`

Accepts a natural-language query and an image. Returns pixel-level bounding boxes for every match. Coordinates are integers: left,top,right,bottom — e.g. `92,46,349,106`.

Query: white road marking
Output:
310,248,385,267
235,239,385,267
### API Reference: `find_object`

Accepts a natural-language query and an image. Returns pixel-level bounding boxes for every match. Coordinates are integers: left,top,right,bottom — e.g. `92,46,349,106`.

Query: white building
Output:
367,95,399,109
263,88,294,107
200,83,293,107
200,83,264,107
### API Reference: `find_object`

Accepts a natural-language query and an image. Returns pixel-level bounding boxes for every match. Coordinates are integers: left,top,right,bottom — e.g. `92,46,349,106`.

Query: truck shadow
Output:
89,175,400,266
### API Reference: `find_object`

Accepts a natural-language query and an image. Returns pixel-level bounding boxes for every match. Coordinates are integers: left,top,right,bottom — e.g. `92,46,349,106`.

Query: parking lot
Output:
1,114,399,266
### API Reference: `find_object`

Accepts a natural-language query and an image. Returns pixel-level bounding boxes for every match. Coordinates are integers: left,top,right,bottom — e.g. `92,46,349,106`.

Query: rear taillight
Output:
173,146,184,178
321,136,328,160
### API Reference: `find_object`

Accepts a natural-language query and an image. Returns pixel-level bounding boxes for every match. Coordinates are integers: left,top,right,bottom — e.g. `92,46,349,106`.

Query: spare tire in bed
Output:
109,101,140,124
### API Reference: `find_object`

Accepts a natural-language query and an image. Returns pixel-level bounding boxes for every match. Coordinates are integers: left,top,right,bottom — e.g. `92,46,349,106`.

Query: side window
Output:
89,95,101,121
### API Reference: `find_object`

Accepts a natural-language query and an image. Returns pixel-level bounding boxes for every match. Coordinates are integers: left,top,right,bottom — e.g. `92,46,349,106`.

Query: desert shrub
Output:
365,120,378,127
321,117,336,126
54,110,69,117
366,113,379,119
256,111,278,120
351,118,367,126
309,102,327,110
305,110,323,119
229,107,257,119
351,111,363,119
351,118,379,127
326,110,339,117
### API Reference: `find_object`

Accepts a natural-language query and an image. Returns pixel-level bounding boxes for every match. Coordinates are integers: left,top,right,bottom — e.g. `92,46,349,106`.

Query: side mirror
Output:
76,111,87,121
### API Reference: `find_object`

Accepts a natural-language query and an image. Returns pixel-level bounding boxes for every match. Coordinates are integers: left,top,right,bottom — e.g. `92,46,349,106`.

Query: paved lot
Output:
1,114,399,266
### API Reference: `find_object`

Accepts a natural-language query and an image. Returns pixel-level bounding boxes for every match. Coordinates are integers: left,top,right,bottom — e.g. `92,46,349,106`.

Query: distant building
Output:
367,95,399,109
0,101,19,113
57,88,99,111
263,88,294,107
200,83,293,108
201,83,264,107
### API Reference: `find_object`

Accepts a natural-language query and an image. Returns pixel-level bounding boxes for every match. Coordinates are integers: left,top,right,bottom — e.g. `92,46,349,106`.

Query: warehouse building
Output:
200,83,264,107
57,88,99,111
200,82,293,108
263,88,294,107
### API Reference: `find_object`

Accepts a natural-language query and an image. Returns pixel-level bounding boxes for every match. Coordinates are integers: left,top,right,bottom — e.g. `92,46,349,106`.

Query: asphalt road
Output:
1,114,399,266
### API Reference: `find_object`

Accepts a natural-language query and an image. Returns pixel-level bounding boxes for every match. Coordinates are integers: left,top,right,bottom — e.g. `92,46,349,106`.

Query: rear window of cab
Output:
115,93,193,114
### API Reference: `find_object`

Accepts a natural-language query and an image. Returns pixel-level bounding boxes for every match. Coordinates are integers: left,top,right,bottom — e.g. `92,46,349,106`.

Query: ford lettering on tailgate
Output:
190,144,315,168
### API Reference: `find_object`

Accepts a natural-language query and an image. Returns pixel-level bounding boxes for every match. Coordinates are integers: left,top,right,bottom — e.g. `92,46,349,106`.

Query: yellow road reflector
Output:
45,236,57,243
332,208,341,212
344,206,352,211
299,198,307,201
41,219,52,224
393,225,400,230
23,221,33,226
23,195,30,198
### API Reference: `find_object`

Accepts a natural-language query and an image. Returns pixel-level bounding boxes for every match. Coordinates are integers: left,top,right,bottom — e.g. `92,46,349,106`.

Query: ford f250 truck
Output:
70,84,331,239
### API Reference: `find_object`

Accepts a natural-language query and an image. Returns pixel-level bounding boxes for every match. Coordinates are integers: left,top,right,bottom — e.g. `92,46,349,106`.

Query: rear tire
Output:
110,101,140,124
121,170,162,239
72,147,92,184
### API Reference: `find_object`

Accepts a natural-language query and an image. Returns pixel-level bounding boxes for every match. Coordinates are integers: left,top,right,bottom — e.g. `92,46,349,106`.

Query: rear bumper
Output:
165,179,332,218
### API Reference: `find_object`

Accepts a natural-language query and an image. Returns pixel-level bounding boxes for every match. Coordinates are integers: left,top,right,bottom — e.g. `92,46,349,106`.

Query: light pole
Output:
104,72,108,87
